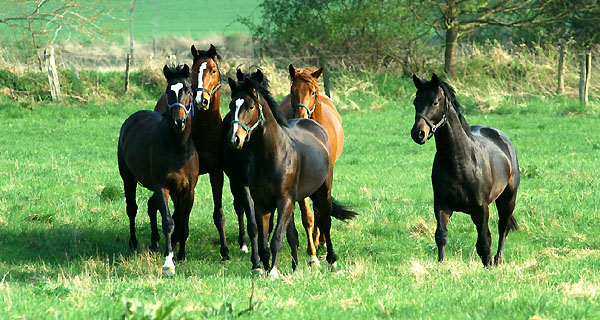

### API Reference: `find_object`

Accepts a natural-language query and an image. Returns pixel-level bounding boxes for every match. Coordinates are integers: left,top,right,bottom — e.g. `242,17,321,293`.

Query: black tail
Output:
331,198,358,221
507,215,519,233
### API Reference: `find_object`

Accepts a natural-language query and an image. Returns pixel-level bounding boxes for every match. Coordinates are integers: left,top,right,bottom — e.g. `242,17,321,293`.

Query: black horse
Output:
226,68,357,278
411,73,520,267
118,65,198,275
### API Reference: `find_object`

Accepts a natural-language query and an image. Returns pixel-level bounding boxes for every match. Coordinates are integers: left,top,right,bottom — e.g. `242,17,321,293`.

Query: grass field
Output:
0,80,599,318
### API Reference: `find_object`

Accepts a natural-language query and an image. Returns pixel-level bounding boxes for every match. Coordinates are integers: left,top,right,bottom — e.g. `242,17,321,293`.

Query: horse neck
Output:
252,99,290,162
433,106,473,159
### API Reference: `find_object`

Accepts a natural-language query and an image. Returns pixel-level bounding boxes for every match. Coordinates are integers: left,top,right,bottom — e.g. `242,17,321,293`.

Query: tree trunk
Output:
124,54,130,93
319,52,332,98
44,47,61,101
557,42,566,94
443,0,458,78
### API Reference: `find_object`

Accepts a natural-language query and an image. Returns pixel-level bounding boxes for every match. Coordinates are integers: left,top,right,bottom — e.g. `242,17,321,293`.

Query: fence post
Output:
124,53,131,93
44,47,61,101
318,52,332,98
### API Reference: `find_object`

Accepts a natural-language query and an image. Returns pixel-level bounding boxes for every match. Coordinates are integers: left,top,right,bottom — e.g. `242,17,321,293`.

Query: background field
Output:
0,79,598,318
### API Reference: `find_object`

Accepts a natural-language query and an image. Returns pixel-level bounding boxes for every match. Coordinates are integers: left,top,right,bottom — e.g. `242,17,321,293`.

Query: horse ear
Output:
163,65,172,80
311,67,323,79
181,64,190,78
236,69,244,81
431,73,440,86
191,45,199,58
412,74,423,89
255,68,264,82
288,64,297,79
207,44,217,59
228,77,237,92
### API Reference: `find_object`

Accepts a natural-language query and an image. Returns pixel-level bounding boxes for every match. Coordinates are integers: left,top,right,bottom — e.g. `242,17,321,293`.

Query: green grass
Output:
0,81,599,319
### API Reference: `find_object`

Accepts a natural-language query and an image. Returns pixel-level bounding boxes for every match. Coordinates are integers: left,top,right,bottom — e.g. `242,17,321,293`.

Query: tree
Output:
243,0,428,71
410,0,563,78
0,0,123,70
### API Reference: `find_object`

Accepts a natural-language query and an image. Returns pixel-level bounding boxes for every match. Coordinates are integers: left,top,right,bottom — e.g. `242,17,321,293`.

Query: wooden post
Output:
584,51,591,105
153,37,157,60
129,0,134,66
44,47,61,101
318,52,332,98
557,41,566,94
124,53,131,93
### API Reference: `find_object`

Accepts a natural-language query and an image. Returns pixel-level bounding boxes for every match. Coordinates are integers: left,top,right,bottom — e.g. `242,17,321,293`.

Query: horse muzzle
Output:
174,118,186,132
230,132,245,150
411,120,429,145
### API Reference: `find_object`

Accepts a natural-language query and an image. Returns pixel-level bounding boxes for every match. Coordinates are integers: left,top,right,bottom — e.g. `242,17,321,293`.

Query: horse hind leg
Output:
494,188,518,265
286,213,299,272
175,193,194,261
311,184,337,267
120,168,138,250
299,198,320,266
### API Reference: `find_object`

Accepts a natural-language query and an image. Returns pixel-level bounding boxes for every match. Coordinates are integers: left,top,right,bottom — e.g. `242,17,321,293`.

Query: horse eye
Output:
212,70,217,75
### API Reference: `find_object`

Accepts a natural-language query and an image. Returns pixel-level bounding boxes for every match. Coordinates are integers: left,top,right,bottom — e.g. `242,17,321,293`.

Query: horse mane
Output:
165,64,190,82
238,69,290,128
290,67,319,89
193,48,221,63
437,78,471,134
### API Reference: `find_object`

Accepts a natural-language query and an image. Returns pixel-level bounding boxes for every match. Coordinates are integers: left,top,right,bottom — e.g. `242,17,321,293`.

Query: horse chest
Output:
164,171,192,195
432,161,488,210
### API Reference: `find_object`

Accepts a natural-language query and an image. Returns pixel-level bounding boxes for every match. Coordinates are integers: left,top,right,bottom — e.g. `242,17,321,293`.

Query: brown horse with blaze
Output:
279,64,346,267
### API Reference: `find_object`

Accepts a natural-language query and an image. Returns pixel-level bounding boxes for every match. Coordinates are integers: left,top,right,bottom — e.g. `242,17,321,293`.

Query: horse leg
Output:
494,189,517,265
231,182,248,253
299,198,319,266
434,203,453,262
268,197,295,279
237,182,261,271
470,206,492,267
256,207,272,271
148,193,160,252
175,192,194,261
210,171,230,261
170,197,180,248
286,211,299,272
155,188,176,276
122,176,138,250
311,184,337,267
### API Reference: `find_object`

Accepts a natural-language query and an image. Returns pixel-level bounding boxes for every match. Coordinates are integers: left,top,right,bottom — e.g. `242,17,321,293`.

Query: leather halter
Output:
166,89,194,117
291,82,320,119
230,91,266,142
415,97,449,140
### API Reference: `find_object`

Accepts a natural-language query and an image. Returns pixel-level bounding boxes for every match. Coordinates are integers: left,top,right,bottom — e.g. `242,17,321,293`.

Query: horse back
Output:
153,93,168,115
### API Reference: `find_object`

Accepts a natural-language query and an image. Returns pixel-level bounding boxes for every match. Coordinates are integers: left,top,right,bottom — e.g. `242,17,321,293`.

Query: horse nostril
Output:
418,130,425,140
232,134,240,147
202,98,209,107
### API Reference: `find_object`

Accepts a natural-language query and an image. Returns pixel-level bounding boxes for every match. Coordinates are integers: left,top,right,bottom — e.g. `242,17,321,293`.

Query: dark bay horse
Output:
411,73,520,267
118,64,198,275
279,64,346,266
227,68,357,278
154,44,234,260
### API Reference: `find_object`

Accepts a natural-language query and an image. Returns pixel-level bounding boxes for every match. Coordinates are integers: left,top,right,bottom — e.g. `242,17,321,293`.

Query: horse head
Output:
163,64,193,132
191,44,221,110
227,68,266,150
289,64,323,119
411,73,450,144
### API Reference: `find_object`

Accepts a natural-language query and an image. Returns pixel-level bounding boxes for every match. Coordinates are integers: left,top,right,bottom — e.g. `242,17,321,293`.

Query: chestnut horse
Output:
118,64,198,275
411,73,520,267
227,68,357,278
154,44,234,260
279,64,345,266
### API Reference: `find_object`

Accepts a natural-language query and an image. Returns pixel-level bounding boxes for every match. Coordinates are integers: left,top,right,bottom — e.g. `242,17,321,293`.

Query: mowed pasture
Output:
0,85,599,318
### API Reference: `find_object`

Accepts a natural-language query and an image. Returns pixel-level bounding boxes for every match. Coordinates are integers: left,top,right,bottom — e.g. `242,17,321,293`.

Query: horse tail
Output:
331,198,358,221
507,215,520,233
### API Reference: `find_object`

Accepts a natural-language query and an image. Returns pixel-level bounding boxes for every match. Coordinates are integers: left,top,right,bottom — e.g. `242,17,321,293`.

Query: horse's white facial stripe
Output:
232,98,244,133
197,62,207,89
170,83,183,99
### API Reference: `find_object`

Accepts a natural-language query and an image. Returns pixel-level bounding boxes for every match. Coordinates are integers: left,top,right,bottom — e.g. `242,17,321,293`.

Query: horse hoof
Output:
162,266,175,276
269,267,280,279
149,244,159,253
240,245,249,253
221,254,231,261
251,268,264,276
494,255,504,265
308,255,321,268
329,261,338,270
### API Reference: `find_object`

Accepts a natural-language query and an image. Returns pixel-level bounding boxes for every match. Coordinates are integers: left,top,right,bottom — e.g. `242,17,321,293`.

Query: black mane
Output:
236,70,290,128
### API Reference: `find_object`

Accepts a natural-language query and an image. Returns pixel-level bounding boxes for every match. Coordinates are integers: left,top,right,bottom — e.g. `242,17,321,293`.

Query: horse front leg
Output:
470,206,492,267
231,182,248,253
154,187,176,276
434,203,453,262
209,171,230,261
269,197,295,279
175,192,194,261
256,206,272,271
238,183,261,272
148,193,160,252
